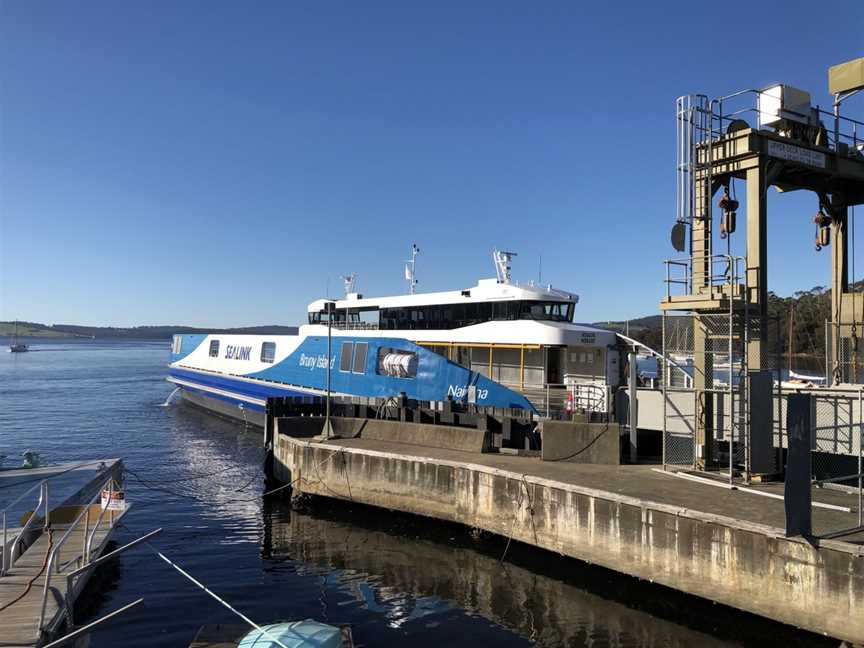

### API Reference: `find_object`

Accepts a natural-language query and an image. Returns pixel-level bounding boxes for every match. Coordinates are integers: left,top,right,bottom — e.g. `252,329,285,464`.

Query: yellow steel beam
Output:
520,344,525,391
416,342,541,350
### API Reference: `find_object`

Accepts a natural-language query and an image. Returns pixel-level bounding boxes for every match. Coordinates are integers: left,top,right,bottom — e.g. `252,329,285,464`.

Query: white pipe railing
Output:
39,477,118,631
1,480,49,576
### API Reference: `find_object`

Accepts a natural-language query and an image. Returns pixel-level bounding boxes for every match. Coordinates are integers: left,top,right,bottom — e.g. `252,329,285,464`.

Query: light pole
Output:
324,301,334,439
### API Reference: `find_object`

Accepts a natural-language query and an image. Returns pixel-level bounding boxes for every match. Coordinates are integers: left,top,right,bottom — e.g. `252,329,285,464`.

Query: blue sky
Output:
1,1,862,327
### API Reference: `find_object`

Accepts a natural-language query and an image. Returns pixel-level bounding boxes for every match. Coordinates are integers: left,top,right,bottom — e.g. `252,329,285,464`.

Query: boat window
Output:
339,341,354,372
260,342,276,363
172,335,182,354
518,301,573,322
376,347,418,379
376,299,573,330
209,340,220,357
352,342,368,374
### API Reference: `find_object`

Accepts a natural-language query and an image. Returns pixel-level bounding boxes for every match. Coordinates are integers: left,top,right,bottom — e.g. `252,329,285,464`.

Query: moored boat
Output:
168,249,624,424
8,321,28,353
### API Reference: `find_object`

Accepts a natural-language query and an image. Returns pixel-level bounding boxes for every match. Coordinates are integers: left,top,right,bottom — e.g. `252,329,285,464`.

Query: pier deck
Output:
274,433,864,644
0,459,124,648
0,517,115,647
318,437,864,541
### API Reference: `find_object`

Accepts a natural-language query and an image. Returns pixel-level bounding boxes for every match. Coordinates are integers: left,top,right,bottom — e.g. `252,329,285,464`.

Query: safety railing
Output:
679,88,863,155
1,480,49,576
663,255,745,302
328,321,380,331
802,388,864,539
38,477,122,631
529,382,610,420
715,88,862,154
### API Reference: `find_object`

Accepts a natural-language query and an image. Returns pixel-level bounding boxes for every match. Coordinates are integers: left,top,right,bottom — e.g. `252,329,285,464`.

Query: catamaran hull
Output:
167,332,537,426
178,389,268,427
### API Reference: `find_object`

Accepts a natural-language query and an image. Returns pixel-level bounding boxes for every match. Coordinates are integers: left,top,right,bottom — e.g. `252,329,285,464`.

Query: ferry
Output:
168,250,622,426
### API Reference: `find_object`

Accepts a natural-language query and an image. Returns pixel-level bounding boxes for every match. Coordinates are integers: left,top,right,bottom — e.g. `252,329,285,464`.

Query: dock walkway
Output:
0,518,114,647
0,460,124,648
323,437,864,541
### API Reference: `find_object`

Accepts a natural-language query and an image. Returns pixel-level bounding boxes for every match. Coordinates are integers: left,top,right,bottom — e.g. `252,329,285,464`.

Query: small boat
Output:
9,321,28,353
191,620,354,648
237,620,353,648
788,370,826,384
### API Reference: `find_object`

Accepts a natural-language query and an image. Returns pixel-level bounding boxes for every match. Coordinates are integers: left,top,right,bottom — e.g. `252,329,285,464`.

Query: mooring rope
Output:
0,529,53,613
143,540,293,648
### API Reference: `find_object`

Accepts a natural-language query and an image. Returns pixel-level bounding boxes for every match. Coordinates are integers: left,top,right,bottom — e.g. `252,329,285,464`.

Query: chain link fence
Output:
809,390,864,538
661,311,782,479
825,320,864,384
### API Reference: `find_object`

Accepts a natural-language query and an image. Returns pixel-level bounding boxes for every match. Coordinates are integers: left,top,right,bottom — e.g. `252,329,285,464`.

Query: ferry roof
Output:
308,278,578,313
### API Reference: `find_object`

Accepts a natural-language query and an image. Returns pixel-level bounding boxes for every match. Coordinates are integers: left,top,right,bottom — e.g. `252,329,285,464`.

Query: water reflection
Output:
262,498,736,648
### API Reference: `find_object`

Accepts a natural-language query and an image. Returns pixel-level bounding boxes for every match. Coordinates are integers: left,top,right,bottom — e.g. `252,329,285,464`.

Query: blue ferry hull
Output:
168,332,536,426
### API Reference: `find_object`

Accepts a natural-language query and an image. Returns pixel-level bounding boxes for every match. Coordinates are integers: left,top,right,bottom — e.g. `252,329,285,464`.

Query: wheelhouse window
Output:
339,341,354,372
209,340,220,357
377,300,574,330
172,335,182,354
352,342,368,374
309,308,347,325
260,342,276,363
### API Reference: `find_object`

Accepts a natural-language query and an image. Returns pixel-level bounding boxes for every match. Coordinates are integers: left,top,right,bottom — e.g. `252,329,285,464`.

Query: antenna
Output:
340,274,357,296
492,249,517,284
404,244,420,294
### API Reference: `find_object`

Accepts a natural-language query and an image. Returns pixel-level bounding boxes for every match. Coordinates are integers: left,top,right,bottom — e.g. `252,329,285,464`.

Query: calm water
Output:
0,339,831,647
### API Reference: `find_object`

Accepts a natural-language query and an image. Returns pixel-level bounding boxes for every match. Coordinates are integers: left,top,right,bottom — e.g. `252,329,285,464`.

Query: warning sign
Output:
101,489,126,512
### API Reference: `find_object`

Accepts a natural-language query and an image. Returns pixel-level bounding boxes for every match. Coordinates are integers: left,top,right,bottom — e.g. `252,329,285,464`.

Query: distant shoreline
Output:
0,321,298,340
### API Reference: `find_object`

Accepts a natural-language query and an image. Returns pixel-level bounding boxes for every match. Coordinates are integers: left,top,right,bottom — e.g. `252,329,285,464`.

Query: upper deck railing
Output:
328,321,380,331
684,88,863,154
663,254,746,302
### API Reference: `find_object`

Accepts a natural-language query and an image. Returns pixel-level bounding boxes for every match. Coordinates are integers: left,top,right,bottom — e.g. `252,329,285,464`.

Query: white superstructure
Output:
305,252,621,413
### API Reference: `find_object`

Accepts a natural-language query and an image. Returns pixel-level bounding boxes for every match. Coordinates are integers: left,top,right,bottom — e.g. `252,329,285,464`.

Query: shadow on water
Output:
262,495,835,648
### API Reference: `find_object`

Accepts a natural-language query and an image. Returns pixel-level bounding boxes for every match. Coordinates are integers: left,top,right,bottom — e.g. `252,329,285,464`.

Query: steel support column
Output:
831,204,849,384
692,175,714,467
746,162,768,371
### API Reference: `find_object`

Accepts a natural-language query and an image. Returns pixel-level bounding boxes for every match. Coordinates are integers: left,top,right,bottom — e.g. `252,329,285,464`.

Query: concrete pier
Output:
272,428,864,644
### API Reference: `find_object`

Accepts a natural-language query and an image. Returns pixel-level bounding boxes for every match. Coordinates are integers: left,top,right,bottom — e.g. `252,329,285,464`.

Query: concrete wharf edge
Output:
275,435,864,644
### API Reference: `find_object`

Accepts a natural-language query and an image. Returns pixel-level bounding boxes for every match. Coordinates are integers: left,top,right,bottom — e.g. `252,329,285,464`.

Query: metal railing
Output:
38,477,122,631
804,388,864,539
1,480,49,576
664,255,745,302
522,382,610,420
681,88,863,157
328,321,380,331
714,88,862,154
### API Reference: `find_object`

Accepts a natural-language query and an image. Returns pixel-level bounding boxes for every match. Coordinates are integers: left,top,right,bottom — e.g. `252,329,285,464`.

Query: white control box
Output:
758,84,812,128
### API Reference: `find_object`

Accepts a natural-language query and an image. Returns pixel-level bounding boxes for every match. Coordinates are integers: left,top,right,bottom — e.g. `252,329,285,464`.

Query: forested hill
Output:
598,284,857,357
0,322,299,339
